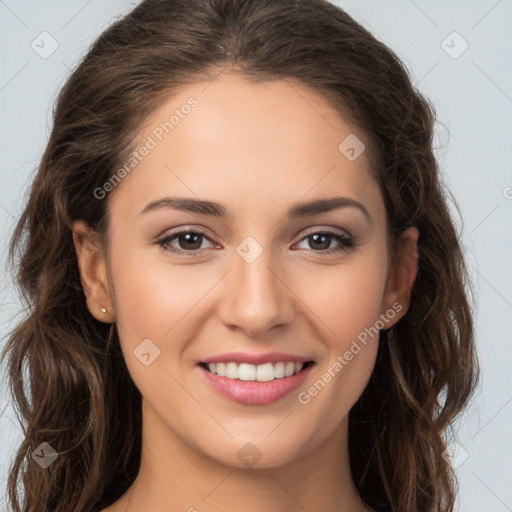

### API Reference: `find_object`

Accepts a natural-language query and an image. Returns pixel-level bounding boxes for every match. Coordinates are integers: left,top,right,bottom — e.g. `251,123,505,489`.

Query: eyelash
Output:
156,228,355,256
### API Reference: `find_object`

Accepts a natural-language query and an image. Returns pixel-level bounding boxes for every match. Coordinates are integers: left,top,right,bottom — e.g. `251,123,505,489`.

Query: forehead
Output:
107,73,384,224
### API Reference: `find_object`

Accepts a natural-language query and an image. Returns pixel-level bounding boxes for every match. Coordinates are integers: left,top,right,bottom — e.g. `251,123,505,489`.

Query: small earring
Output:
100,307,107,313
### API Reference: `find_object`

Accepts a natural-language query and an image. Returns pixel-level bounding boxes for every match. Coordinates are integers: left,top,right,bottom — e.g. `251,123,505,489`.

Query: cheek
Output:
299,255,387,344
108,247,205,406
108,242,228,392
296,284,383,426
296,254,386,395
110,244,206,338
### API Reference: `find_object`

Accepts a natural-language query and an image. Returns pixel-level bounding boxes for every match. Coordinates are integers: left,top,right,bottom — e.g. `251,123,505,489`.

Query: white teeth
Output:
239,363,256,381
256,363,274,382
274,362,285,378
216,362,225,376
204,361,307,381
285,362,295,377
226,362,238,379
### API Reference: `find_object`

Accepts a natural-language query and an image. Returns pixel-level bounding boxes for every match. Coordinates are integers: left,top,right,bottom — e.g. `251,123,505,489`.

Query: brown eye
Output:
295,230,354,254
174,232,204,250
157,230,214,254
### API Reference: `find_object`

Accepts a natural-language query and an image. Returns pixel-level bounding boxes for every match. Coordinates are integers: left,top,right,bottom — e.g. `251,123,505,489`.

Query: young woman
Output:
1,0,479,511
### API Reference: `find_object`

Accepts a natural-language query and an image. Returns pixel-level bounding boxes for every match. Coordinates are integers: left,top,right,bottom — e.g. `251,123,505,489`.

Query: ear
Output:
72,220,114,323
380,226,419,328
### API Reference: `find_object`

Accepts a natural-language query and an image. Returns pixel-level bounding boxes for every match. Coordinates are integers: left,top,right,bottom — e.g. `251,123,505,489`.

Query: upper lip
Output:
199,351,314,365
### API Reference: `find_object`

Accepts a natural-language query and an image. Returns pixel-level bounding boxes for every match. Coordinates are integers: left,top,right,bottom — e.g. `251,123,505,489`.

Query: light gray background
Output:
0,1,511,511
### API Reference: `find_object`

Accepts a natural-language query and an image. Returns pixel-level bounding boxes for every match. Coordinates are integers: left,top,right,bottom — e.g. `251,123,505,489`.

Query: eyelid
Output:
298,225,353,239
156,224,214,239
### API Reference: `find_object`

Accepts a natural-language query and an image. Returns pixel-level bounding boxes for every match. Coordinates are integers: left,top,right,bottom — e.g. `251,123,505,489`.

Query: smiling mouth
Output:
199,361,315,382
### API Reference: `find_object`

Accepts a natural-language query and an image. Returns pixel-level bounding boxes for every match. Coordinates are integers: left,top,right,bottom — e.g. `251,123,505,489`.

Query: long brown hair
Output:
1,0,479,510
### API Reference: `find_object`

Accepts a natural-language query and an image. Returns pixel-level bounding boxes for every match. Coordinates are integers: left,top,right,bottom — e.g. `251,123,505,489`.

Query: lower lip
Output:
197,363,314,405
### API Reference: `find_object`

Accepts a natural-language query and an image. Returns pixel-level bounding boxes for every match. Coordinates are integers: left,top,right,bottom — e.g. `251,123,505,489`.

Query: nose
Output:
217,246,295,337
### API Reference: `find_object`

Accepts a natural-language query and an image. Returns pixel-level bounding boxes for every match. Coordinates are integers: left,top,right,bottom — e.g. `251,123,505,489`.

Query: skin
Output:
73,72,418,512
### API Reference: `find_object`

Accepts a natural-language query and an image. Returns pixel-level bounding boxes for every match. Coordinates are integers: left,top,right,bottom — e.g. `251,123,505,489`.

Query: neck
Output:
112,400,368,512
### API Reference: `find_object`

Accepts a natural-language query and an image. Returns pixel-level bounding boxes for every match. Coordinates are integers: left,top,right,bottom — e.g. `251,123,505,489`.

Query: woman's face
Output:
79,72,416,468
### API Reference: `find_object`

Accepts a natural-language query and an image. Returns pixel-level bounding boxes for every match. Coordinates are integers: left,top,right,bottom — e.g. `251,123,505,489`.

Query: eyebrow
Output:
140,195,371,223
